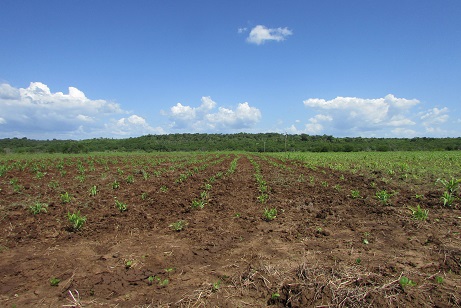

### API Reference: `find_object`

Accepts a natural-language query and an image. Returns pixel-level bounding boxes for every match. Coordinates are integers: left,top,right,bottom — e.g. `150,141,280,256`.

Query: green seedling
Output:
441,191,455,207
170,220,186,231
399,276,416,288
435,276,444,284
112,180,120,189
409,205,428,221
147,276,155,285
212,280,221,292
115,199,128,212
436,178,461,194
60,192,72,203
89,185,97,196
50,277,60,286
125,260,133,269
141,192,148,200
126,175,134,184
191,199,205,209
263,208,277,221
271,293,281,300
350,190,361,199
204,183,212,190
257,193,269,203
375,190,391,205
67,211,86,231
29,202,48,215
160,185,168,193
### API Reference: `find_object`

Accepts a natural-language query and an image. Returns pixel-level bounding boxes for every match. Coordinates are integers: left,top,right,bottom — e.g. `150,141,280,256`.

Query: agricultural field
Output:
0,151,460,307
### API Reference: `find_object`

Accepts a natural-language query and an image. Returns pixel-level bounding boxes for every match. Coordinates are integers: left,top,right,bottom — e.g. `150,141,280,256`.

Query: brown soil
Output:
0,153,460,307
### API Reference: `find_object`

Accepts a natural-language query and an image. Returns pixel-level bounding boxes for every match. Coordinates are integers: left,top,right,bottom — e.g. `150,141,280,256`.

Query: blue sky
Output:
1,0,460,139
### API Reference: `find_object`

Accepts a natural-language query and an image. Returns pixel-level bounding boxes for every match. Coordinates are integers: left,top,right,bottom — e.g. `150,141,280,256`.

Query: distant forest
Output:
1,133,461,154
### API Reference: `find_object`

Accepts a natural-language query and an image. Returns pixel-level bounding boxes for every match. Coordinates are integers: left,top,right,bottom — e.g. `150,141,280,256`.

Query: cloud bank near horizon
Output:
0,82,164,139
287,94,455,137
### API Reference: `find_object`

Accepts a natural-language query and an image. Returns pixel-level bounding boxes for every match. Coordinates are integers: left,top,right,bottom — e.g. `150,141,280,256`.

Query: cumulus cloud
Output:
246,25,293,45
165,97,261,132
0,82,161,139
298,94,422,136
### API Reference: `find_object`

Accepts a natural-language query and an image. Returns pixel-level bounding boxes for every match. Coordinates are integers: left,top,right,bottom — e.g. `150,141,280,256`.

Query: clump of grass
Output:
170,220,187,231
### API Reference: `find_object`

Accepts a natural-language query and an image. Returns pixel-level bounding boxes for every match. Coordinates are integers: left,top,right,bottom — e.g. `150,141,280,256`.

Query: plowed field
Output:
0,152,460,307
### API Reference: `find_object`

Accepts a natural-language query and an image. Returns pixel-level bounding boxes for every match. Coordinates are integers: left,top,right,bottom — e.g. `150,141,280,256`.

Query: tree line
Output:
1,133,460,154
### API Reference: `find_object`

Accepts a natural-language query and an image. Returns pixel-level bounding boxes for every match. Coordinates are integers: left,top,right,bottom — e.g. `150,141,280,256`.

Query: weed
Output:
50,277,60,286
170,220,186,231
67,211,86,231
355,258,361,264
409,205,428,221
263,208,277,221
29,202,48,215
435,276,444,284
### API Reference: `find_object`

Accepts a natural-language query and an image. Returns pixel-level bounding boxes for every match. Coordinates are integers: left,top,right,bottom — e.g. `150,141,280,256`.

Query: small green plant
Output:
50,277,60,286
170,220,186,231
271,292,281,300
441,191,455,207
141,169,149,180
160,185,168,193
147,276,155,285
125,260,133,269
375,190,391,205
126,175,134,184
29,202,48,215
334,184,342,191
141,192,148,200
350,190,361,199
89,185,97,196
399,276,416,288
212,280,221,292
355,258,361,264
321,181,328,187
204,183,212,190
234,213,241,218
112,180,120,189
191,199,205,209
435,276,444,284
414,194,424,199
362,232,370,245
67,211,86,231
257,193,269,203
263,208,277,221
158,278,169,287
60,192,72,203
436,178,461,194
200,190,209,200
409,205,428,221
115,199,128,212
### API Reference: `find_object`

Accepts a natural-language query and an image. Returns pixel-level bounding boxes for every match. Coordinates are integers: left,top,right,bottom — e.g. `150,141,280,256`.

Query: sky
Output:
1,0,460,140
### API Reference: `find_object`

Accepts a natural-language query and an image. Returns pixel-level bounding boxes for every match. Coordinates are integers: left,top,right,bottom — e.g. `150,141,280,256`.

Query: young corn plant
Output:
89,185,98,196
441,191,455,207
436,178,461,194
29,202,48,215
350,190,361,199
60,192,72,204
375,190,392,205
169,220,187,231
67,211,86,231
409,205,428,221
263,208,277,221
115,199,128,212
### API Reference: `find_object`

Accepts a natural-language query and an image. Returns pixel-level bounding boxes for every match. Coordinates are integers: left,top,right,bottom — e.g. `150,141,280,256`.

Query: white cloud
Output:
301,94,420,136
238,27,248,33
0,82,160,139
166,97,261,132
246,25,293,45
